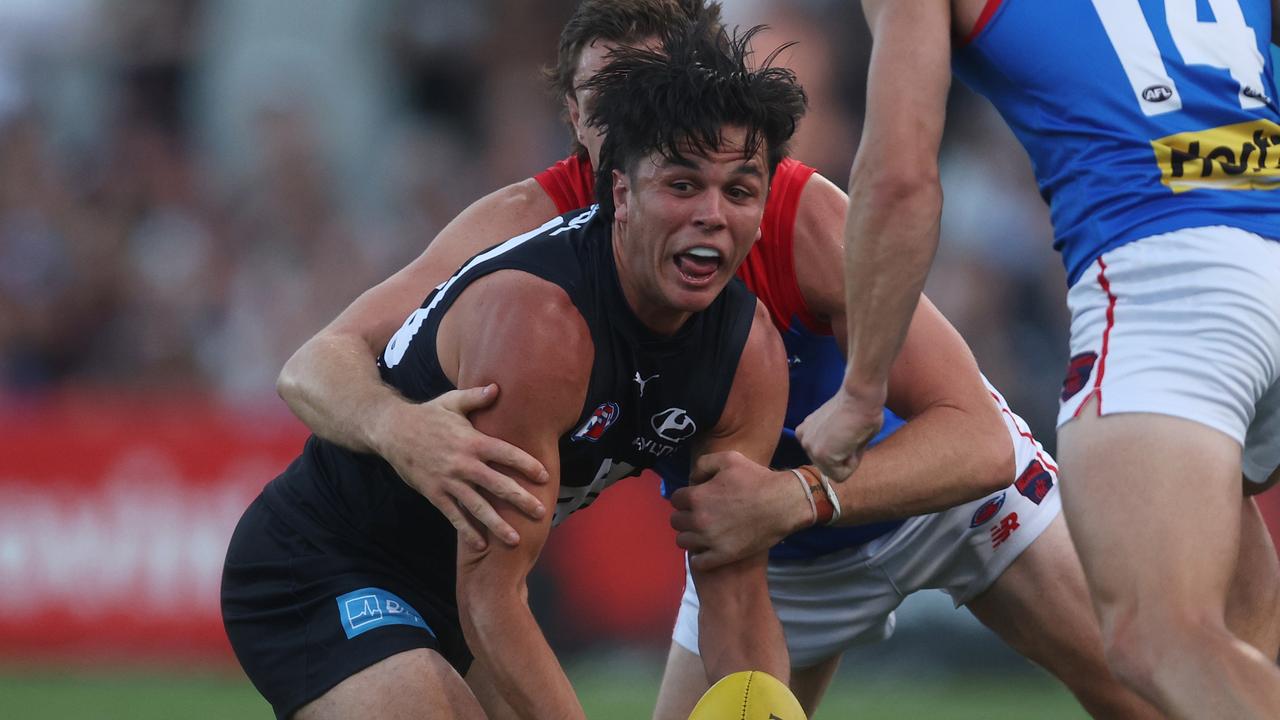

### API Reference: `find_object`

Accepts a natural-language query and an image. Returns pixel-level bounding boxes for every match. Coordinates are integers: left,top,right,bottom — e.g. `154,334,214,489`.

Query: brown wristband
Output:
795,465,834,526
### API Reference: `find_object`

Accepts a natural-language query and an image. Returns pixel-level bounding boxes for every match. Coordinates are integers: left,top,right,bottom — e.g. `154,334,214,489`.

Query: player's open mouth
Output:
674,246,722,284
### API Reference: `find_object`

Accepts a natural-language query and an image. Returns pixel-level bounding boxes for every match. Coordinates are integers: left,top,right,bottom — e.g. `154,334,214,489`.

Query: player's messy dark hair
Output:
584,22,807,221
545,0,725,158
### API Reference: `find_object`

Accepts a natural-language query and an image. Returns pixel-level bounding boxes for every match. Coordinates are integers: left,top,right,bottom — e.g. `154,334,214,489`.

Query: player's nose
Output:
690,190,727,233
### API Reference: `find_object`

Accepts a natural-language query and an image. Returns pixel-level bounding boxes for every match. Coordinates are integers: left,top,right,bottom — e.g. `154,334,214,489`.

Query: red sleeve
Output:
533,154,597,215
735,158,828,334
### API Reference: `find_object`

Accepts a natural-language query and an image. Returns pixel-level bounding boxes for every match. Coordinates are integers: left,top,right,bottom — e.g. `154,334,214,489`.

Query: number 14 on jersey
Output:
1092,0,1270,116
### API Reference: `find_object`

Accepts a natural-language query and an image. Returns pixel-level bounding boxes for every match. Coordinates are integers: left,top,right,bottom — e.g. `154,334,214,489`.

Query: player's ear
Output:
612,169,630,222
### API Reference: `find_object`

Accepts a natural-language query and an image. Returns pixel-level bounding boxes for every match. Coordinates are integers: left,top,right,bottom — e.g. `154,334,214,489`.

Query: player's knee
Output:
1102,605,1224,694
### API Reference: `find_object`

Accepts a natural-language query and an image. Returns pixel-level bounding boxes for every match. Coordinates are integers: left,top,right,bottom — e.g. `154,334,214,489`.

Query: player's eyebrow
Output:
660,155,764,178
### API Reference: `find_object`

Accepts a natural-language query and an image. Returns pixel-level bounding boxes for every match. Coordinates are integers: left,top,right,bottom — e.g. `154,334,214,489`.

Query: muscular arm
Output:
673,176,1012,568
798,0,953,479
795,173,1013,524
684,303,791,683
441,271,593,720
276,180,559,549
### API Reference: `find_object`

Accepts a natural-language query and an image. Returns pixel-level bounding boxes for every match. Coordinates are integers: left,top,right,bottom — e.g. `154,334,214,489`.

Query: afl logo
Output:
651,407,697,442
1142,85,1174,103
970,492,1007,528
571,402,620,443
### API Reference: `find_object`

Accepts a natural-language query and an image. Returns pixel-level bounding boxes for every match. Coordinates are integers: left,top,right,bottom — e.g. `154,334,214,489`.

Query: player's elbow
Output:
457,560,532,649
850,162,941,214
275,340,311,406
966,411,1017,497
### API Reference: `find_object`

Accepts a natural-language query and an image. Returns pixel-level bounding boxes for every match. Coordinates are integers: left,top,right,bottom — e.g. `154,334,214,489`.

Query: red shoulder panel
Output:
534,154,596,215
736,158,826,334
960,0,1004,46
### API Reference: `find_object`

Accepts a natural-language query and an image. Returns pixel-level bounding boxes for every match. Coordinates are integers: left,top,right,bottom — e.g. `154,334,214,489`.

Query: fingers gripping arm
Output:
443,272,593,720
276,180,558,548
688,303,791,684
799,0,953,479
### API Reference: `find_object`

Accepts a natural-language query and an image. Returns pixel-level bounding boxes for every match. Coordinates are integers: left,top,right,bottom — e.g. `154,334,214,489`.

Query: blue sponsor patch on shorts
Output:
336,588,435,640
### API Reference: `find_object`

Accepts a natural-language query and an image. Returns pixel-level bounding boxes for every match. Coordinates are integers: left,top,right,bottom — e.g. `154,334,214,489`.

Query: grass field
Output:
3,659,1088,719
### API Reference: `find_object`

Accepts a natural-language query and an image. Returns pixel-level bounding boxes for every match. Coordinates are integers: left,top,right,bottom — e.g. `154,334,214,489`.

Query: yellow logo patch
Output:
1151,119,1280,193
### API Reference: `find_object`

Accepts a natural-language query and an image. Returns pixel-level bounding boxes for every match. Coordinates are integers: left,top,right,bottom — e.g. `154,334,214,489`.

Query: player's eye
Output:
670,181,695,193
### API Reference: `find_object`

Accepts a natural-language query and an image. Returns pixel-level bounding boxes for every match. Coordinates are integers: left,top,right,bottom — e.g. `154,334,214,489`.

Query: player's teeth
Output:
685,247,721,259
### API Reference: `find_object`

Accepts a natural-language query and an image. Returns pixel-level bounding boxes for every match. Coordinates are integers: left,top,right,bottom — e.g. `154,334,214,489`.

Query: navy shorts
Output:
221,493,472,719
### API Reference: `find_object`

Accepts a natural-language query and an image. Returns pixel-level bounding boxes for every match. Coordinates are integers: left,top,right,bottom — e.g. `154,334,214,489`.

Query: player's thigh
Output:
1058,406,1244,618
223,494,472,719
964,514,1099,667
653,642,710,720
1226,495,1280,658
296,648,484,720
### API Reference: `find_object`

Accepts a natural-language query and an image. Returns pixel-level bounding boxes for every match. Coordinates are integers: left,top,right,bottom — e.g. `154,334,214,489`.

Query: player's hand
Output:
796,384,886,482
670,451,811,571
373,384,549,552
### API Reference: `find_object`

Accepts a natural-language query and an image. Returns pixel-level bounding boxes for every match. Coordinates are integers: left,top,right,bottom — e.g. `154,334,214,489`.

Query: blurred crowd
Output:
0,0,1068,442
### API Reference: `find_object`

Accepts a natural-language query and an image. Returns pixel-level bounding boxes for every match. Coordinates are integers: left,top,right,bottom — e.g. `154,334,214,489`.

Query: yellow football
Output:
688,670,807,720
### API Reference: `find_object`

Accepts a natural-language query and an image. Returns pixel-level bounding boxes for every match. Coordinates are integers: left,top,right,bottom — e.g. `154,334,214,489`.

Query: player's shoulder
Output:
741,298,787,366
455,175,565,234
471,177,560,223
448,269,593,374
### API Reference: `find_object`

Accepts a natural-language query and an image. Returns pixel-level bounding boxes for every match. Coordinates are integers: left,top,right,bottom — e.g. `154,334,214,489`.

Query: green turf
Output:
0,663,1087,719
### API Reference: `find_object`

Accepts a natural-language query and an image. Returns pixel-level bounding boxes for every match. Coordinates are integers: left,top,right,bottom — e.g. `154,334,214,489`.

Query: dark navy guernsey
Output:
537,156,910,561
260,206,758,597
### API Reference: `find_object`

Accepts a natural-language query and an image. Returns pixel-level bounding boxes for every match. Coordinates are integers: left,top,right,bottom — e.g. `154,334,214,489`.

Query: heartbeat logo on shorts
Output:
336,588,434,640
1061,351,1097,401
572,402,621,443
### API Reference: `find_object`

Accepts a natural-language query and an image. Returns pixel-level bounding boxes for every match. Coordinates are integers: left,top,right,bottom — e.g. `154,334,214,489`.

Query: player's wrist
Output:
363,389,412,459
788,465,842,528
838,374,888,407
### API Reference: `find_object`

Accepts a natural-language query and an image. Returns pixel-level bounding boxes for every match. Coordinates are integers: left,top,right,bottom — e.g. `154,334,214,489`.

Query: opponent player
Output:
222,28,808,719
800,1,1280,717
277,1,1156,717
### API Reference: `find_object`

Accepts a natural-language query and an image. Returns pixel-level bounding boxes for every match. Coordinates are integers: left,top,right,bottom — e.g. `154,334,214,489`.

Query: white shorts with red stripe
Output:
1058,226,1280,484
672,383,1061,668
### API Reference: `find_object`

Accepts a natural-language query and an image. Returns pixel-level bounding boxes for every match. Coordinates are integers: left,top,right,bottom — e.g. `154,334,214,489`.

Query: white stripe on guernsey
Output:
1090,0,1183,117
383,210,584,369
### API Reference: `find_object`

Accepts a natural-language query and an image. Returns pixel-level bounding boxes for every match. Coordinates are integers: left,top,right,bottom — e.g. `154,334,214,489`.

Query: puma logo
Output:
633,372,659,397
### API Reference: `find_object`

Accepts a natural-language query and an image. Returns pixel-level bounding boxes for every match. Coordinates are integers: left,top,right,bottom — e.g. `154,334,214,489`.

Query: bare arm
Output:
796,172,1013,522
442,271,593,720
672,175,1012,566
798,0,953,480
276,179,559,550
679,303,791,683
